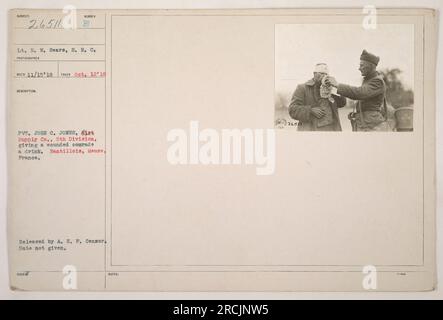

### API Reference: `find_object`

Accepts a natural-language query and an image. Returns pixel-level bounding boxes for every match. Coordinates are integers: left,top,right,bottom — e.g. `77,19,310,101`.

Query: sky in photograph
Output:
275,24,415,96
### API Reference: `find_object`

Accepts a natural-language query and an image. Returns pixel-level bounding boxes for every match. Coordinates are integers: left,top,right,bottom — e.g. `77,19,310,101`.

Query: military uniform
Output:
288,79,347,131
337,71,388,131
336,50,389,132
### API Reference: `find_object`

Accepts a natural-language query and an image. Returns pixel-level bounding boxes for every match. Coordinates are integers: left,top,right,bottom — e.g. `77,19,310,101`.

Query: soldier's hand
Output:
310,107,326,119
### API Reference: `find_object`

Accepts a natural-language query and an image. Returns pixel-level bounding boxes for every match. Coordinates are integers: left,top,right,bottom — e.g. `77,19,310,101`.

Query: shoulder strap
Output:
357,101,364,125
382,97,388,121
376,73,388,121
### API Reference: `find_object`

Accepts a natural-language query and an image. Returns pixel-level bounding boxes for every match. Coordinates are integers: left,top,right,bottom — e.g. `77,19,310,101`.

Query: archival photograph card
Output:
7,8,437,291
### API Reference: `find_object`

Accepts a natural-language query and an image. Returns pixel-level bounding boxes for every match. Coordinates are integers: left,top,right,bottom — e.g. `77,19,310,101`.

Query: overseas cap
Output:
360,49,380,66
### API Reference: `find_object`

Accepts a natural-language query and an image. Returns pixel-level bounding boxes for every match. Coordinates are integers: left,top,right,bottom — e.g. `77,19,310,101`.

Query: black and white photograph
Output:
275,24,415,132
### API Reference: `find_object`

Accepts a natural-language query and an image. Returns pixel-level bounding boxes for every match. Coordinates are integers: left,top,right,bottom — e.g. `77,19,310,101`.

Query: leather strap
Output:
357,101,364,131
382,97,388,121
